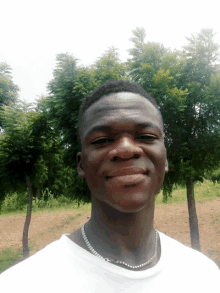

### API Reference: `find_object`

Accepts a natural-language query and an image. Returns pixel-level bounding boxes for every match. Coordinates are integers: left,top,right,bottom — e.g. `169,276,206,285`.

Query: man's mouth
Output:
106,166,148,179
106,173,148,179
105,167,149,185
106,174,148,185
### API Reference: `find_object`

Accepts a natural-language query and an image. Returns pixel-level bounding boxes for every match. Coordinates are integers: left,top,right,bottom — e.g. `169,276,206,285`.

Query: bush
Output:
56,194,73,206
32,188,59,211
0,192,28,214
0,188,78,214
211,169,220,184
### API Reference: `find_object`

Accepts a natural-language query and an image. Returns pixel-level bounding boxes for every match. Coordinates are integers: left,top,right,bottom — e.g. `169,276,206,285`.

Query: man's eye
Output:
137,135,157,141
91,138,113,145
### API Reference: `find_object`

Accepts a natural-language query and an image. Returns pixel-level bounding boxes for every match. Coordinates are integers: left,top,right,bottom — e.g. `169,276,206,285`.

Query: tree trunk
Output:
36,188,40,200
186,179,201,251
22,174,33,259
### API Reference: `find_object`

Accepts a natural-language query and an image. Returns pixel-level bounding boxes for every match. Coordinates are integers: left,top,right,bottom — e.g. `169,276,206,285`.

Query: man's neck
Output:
84,199,158,266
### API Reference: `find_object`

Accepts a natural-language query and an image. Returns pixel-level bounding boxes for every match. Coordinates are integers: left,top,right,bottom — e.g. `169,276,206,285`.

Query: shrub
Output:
56,194,73,206
32,188,58,210
0,192,28,214
211,169,220,184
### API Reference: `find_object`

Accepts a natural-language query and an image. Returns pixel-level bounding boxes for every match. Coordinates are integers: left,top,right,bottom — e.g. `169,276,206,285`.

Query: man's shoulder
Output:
1,234,81,292
1,235,65,277
159,231,220,272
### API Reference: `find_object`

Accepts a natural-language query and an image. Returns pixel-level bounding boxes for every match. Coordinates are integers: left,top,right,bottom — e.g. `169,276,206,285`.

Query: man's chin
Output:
104,191,154,213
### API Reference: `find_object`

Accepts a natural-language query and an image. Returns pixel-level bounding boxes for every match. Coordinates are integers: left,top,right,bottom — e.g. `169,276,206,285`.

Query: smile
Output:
106,166,148,178
106,173,147,185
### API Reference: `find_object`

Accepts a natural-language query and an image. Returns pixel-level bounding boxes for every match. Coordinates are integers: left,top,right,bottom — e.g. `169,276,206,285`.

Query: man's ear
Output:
165,148,169,173
77,152,86,179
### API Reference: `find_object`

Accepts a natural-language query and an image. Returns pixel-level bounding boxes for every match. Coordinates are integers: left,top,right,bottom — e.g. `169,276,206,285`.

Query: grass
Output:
0,244,35,274
0,247,23,273
155,179,220,205
0,179,220,274
0,195,89,218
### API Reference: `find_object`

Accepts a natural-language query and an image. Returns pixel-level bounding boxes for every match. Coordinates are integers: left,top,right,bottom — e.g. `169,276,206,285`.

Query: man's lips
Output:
106,166,148,179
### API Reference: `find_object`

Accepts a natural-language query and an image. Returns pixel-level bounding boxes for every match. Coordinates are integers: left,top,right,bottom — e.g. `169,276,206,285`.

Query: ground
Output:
1,197,220,269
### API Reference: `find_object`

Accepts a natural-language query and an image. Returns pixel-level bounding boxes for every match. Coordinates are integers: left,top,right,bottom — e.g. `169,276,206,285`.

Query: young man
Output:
1,80,219,292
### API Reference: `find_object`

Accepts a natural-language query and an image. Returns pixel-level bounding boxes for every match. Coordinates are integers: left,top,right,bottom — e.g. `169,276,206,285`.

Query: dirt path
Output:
1,197,220,268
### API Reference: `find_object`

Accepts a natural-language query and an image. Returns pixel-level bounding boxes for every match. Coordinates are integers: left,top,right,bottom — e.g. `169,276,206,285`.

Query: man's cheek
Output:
86,167,100,186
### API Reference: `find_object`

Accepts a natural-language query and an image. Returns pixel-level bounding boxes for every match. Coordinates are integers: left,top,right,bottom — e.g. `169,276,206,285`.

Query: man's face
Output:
77,92,168,213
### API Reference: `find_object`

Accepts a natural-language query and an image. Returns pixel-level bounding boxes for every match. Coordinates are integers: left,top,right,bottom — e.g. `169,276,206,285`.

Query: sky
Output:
1,0,220,104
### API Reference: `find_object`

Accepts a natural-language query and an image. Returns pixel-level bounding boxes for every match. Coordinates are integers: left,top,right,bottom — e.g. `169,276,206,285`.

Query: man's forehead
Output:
85,92,160,118
89,92,152,109
83,92,163,139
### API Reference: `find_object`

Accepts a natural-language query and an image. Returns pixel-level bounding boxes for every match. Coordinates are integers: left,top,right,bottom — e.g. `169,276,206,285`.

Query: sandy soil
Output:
1,197,220,269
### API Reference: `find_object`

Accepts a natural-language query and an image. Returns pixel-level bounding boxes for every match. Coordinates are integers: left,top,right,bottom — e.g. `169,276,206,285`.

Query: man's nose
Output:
110,136,144,160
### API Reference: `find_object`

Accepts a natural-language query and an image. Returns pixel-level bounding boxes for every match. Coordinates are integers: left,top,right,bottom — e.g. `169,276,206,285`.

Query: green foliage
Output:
128,27,146,58
183,28,220,65
128,28,167,89
93,46,129,84
0,247,23,274
0,192,28,214
0,62,20,129
32,95,67,198
0,188,82,215
47,54,92,166
211,169,220,184
0,99,63,205
55,194,74,206
0,101,39,199
32,188,58,210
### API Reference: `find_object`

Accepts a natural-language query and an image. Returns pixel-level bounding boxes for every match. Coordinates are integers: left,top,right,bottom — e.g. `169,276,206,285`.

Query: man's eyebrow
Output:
85,125,113,137
85,122,162,137
136,122,162,133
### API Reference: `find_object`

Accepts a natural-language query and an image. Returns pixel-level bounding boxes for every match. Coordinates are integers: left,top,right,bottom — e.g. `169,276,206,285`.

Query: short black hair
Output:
77,80,163,148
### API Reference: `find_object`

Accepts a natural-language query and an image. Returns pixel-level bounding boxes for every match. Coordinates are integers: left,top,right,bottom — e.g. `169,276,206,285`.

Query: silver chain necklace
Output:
81,222,158,269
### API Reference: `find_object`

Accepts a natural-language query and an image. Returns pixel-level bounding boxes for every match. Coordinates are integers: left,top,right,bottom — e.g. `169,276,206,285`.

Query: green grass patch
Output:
0,194,90,217
0,247,23,274
155,179,220,205
0,243,35,274
0,202,91,218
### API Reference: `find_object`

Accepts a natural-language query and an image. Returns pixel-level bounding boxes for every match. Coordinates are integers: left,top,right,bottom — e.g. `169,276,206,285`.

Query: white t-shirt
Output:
1,231,219,293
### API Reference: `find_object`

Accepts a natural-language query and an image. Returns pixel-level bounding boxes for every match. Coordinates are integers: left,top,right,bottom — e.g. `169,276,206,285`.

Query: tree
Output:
128,27,167,90
33,96,76,201
46,53,96,204
0,100,58,258
0,62,20,129
171,29,220,250
128,27,220,251
183,28,220,66
31,95,65,200
93,46,129,84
